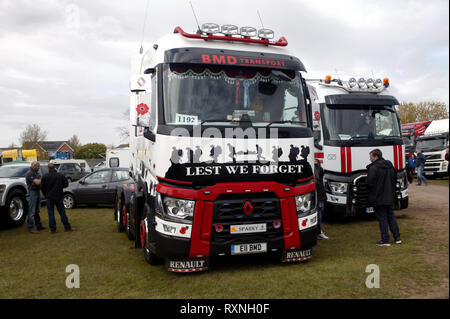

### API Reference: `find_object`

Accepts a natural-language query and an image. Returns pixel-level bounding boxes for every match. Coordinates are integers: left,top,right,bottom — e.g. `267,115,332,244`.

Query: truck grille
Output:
425,154,442,160
425,162,441,167
353,176,369,207
211,193,282,241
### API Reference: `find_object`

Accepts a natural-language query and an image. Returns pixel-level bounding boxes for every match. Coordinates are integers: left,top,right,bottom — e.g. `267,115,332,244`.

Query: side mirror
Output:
78,179,84,184
144,127,156,142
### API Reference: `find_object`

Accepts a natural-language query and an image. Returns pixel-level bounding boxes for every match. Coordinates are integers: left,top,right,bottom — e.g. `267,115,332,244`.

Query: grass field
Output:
0,201,447,299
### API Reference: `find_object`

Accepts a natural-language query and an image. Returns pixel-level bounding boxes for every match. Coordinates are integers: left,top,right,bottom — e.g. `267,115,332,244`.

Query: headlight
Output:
397,178,405,189
295,192,316,217
329,182,347,194
160,194,195,222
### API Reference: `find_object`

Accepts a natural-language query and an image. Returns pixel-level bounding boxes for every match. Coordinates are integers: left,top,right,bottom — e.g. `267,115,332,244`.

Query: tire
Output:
3,189,28,228
63,193,75,209
125,202,134,241
142,212,163,265
115,196,125,232
67,177,72,183
400,197,409,209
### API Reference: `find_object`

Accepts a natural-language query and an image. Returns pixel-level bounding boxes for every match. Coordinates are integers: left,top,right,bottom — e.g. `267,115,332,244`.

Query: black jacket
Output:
366,157,396,207
25,168,41,192
314,162,327,202
41,169,68,201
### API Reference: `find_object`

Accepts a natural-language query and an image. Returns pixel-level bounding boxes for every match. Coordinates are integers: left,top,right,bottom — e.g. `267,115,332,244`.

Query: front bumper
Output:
324,170,409,216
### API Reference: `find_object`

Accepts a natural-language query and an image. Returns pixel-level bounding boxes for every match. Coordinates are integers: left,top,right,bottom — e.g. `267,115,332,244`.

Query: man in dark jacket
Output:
41,163,74,233
415,151,428,186
25,161,45,233
314,159,329,240
366,149,401,246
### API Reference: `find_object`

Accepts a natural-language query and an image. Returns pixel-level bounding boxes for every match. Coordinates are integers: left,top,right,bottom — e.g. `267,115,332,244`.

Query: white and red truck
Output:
115,24,318,272
306,76,409,217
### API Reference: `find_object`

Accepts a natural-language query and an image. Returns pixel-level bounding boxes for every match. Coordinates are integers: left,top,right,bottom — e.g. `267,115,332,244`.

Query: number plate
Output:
231,243,267,255
230,223,266,234
425,171,434,175
366,207,375,214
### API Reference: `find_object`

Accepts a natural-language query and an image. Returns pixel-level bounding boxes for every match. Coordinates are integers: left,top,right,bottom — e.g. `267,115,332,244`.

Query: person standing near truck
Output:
41,163,74,233
406,154,416,184
25,161,45,234
314,159,329,240
416,150,428,186
366,149,401,246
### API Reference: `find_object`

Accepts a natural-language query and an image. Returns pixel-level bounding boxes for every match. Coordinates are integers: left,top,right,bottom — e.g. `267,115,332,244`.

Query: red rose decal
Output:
136,103,149,115
314,111,320,121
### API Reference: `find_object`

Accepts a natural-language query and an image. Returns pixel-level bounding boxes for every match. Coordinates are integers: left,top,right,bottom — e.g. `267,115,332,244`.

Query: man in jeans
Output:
416,150,428,186
25,161,45,234
41,163,74,233
366,149,401,246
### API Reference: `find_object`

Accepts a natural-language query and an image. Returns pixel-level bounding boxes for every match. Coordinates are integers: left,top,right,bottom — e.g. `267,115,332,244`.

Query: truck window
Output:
162,64,307,127
110,157,119,168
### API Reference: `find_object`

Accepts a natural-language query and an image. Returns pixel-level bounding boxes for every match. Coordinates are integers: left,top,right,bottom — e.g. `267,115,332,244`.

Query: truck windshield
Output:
417,136,447,151
321,105,401,143
162,64,307,127
0,166,29,178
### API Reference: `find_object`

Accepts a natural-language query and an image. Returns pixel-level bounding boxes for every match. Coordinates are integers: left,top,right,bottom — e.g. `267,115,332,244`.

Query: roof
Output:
38,141,74,153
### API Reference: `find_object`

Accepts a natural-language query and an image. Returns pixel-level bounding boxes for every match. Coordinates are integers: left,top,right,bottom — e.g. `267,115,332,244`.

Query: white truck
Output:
416,118,449,177
114,24,318,272
306,76,409,217
106,148,131,169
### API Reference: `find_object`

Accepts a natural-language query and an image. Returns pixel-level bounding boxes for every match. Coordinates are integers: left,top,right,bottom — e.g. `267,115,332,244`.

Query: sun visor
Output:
325,94,399,107
164,47,306,72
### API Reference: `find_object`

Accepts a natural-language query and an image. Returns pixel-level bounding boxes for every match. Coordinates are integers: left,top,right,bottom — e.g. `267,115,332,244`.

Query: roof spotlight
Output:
366,78,374,88
348,77,357,88
240,26,257,37
374,78,383,88
358,78,367,88
221,24,239,35
258,28,274,39
201,23,220,34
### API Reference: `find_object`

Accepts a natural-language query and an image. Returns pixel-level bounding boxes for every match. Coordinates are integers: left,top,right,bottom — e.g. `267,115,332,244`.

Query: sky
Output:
0,0,448,148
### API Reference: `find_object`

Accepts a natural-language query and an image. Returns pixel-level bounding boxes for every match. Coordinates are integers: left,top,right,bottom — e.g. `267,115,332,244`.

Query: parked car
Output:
63,168,132,209
0,162,48,228
52,162,87,182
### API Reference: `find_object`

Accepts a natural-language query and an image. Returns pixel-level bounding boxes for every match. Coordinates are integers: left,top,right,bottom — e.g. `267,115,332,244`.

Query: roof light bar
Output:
221,24,239,35
173,26,288,47
201,23,220,34
240,26,257,37
316,75,390,93
258,28,274,39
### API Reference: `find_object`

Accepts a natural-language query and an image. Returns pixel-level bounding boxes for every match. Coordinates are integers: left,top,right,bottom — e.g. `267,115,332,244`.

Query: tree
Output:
74,143,106,159
68,135,81,150
116,107,129,141
20,124,47,149
397,101,449,124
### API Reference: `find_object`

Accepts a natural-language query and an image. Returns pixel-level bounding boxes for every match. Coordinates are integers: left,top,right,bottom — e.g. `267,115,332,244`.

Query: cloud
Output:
0,0,448,147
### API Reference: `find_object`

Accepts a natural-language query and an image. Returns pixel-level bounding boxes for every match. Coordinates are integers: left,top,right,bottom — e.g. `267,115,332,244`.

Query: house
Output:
37,141,74,160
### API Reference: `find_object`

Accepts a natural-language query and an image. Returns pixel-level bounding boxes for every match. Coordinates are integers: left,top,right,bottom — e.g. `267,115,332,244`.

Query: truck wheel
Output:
400,197,409,209
4,189,28,227
116,196,125,232
67,177,72,183
63,193,75,209
125,204,135,241
142,217,163,265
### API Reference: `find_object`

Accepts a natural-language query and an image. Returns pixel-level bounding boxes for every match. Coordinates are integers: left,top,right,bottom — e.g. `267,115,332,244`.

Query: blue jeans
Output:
27,191,42,230
46,199,71,231
317,201,324,233
417,165,428,185
374,205,400,243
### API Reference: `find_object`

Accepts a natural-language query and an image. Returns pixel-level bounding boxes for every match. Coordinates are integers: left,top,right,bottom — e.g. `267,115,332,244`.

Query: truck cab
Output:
307,76,408,217
416,119,449,177
116,24,317,272
401,121,432,158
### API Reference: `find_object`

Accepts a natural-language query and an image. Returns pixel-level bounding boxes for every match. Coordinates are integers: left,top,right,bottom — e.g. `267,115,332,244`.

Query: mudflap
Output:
165,257,209,273
281,248,312,263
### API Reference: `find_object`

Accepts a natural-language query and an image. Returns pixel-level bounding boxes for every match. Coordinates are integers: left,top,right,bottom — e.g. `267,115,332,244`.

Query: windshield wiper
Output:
265,120,302,127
